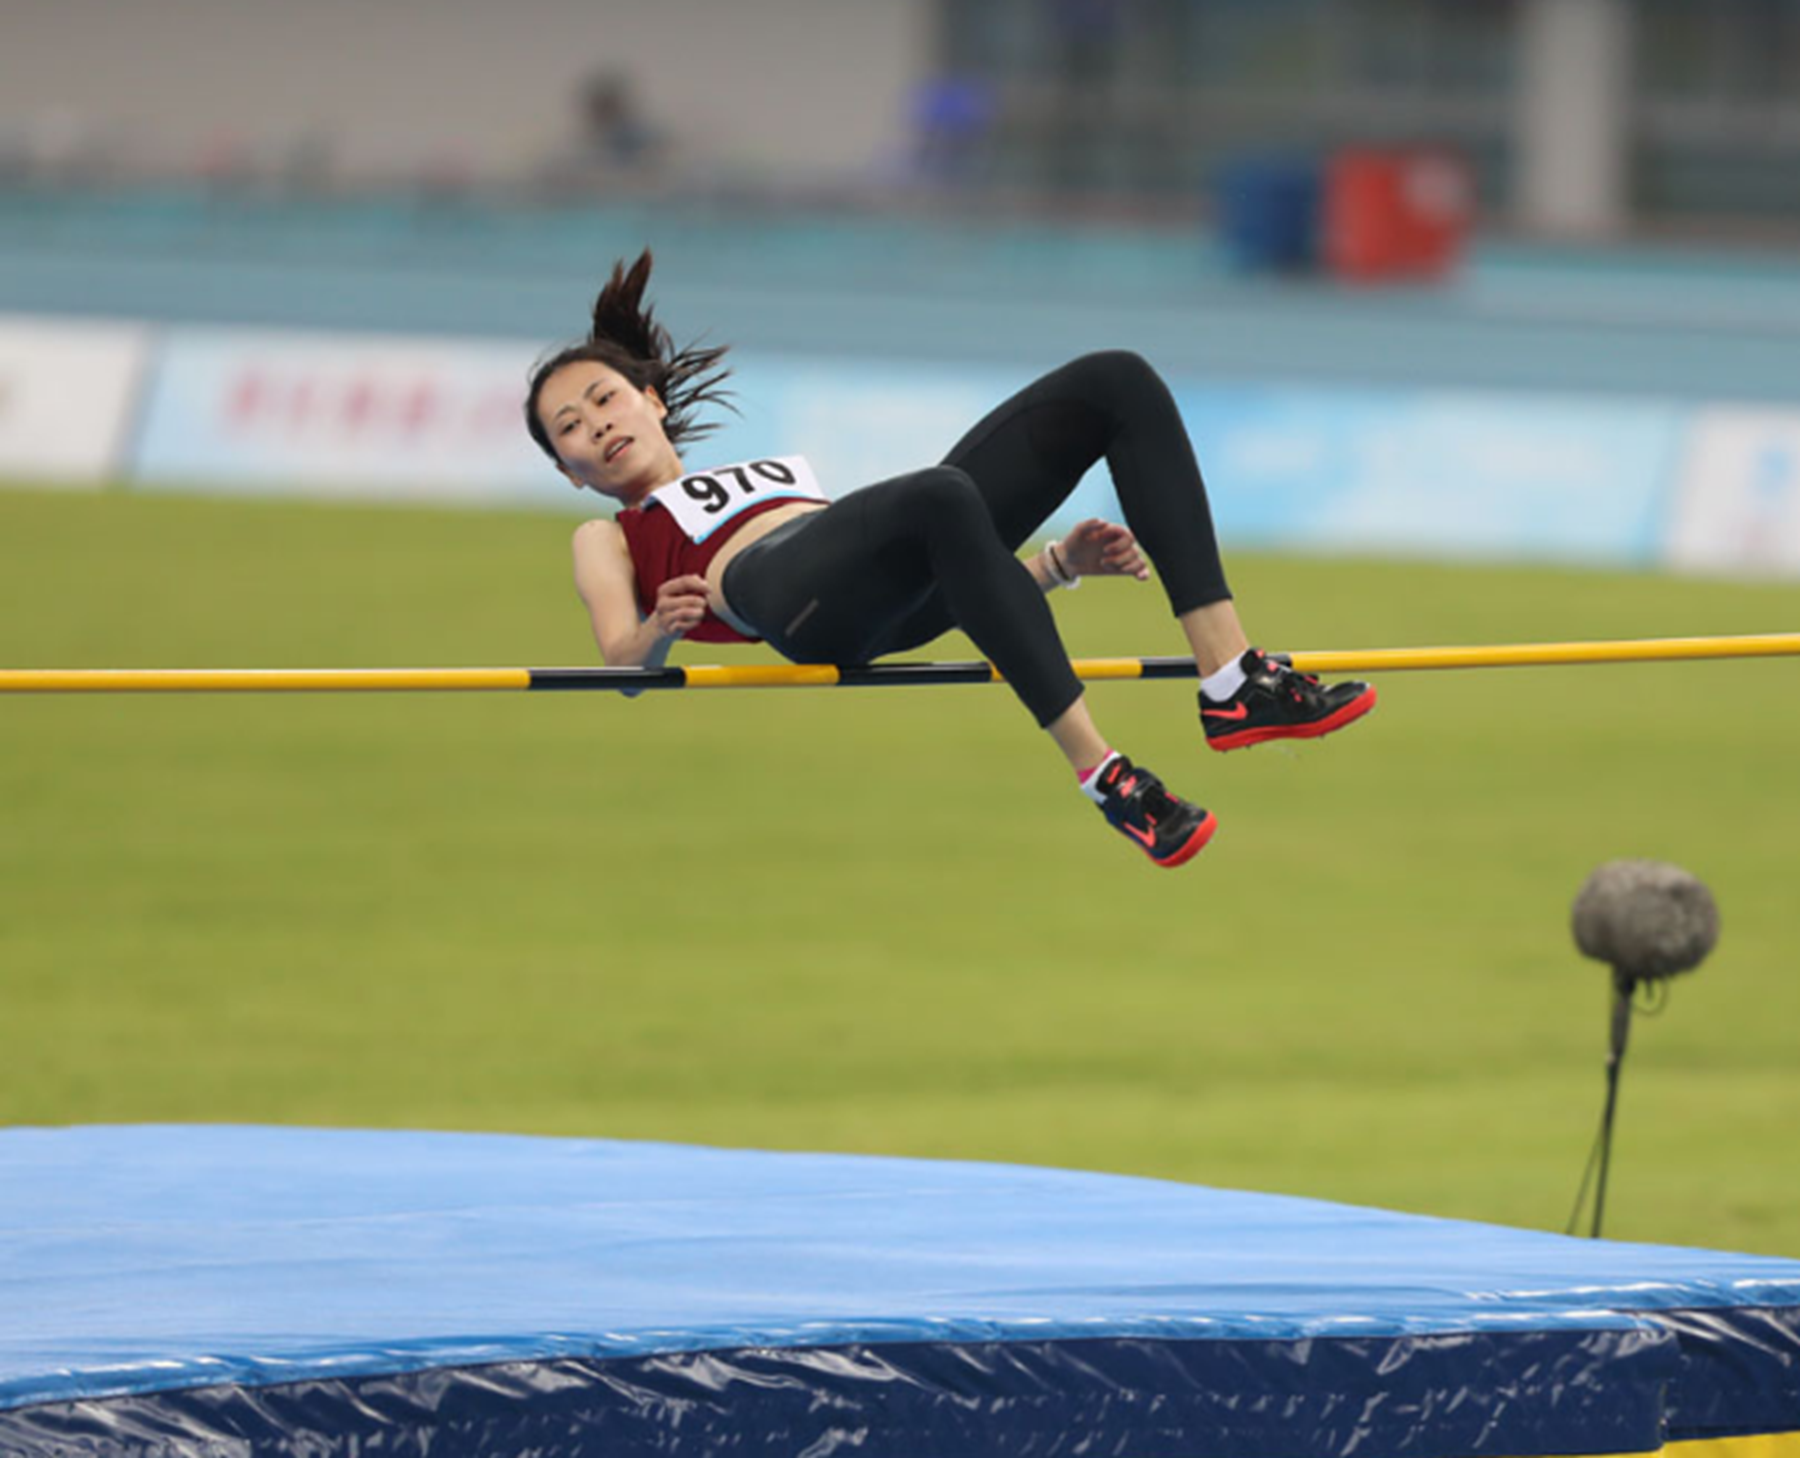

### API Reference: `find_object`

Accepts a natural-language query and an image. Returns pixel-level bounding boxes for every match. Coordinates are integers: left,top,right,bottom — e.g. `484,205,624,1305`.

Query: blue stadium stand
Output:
3,1125,1797,1457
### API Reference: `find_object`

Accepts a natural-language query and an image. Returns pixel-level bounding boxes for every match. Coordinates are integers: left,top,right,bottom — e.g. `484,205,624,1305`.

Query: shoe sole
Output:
1205,685,1378,753
1150,810,1218,868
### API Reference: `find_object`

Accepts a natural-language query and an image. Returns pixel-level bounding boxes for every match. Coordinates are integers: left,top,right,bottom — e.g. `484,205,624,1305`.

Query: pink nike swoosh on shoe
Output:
1206,685,1378,752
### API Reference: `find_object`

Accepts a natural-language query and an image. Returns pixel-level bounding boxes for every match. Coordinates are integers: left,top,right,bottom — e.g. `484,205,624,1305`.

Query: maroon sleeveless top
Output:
616,496,800,644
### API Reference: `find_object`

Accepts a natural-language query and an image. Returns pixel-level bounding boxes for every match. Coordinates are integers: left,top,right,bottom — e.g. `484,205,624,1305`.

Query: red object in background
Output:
1324,147,1473,282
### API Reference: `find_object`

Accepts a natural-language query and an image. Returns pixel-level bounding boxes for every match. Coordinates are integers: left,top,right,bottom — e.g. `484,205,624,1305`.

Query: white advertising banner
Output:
1665,407,1800,577
108,320,1694,576
0,316,148,484
133,328,573,506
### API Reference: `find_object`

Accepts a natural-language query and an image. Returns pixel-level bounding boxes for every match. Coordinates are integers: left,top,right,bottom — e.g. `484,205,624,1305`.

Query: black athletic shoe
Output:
1092,755,1217,868
1200,647,1377,752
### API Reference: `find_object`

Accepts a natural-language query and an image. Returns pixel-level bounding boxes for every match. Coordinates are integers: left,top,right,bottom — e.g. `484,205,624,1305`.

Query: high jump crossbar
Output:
2,633,1798,694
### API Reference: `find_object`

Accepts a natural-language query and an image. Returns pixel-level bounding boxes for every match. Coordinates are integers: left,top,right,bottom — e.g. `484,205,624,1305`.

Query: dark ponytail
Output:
524,248,733,462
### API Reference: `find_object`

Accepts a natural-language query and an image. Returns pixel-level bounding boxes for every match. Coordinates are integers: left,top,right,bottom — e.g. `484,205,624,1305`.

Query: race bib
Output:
648,455,827,543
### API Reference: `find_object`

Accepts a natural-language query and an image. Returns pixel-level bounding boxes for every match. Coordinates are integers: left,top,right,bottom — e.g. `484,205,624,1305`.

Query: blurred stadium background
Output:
3,0,1799,1256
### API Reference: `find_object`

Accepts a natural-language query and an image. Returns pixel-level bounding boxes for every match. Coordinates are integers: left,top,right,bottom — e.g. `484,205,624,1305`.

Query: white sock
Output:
1200,656,1248,703
1077,750,1122,804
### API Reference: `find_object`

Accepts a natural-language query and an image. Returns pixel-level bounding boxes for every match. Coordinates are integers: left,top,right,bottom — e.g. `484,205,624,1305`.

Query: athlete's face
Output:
539,359,683,503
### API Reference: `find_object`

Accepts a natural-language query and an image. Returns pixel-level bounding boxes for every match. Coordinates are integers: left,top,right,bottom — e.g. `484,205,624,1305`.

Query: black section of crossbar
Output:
529,668,689,691
834,662,993,687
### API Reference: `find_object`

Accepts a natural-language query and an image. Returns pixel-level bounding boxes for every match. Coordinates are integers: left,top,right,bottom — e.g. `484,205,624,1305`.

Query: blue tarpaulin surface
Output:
2,1125,1797,1456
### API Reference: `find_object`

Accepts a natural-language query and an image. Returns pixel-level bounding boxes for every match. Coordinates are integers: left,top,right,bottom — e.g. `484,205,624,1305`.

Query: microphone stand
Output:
1567,966,1638,1240
1590,968,1636,1239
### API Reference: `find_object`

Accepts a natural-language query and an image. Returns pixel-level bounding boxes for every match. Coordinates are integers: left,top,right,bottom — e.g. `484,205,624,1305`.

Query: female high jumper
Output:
525,251,1373,869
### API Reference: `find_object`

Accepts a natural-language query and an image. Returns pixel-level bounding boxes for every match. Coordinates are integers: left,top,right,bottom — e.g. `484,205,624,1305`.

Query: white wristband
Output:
1044,539,1081,590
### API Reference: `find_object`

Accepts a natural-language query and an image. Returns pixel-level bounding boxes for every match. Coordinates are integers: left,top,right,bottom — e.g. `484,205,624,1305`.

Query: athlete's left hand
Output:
1061,518,1150,581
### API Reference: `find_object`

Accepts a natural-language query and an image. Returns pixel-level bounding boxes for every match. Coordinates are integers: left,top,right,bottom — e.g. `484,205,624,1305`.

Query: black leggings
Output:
721,351,1232,728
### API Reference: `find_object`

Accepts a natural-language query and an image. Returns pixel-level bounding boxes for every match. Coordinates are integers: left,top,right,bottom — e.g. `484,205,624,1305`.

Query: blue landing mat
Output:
3,1125,1798,1457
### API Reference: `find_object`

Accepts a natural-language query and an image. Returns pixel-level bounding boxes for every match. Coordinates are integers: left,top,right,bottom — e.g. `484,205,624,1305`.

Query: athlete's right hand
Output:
650,574,711,639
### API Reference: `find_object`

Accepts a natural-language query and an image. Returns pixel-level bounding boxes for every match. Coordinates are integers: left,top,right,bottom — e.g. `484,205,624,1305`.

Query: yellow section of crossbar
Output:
1065,659,1146,681
1286,633,1800,674
681,664,847,689
0,668,533,693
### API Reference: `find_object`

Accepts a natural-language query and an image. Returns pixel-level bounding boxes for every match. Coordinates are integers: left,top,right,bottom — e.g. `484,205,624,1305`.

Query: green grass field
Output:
4,486,1798,1257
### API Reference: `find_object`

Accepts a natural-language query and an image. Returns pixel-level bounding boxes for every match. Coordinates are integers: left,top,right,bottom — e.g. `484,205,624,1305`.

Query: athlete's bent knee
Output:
1068,348,1161,398
903,465,988,526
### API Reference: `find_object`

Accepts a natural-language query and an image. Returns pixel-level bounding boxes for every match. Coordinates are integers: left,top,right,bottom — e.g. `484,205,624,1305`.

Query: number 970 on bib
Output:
648,455,827,542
